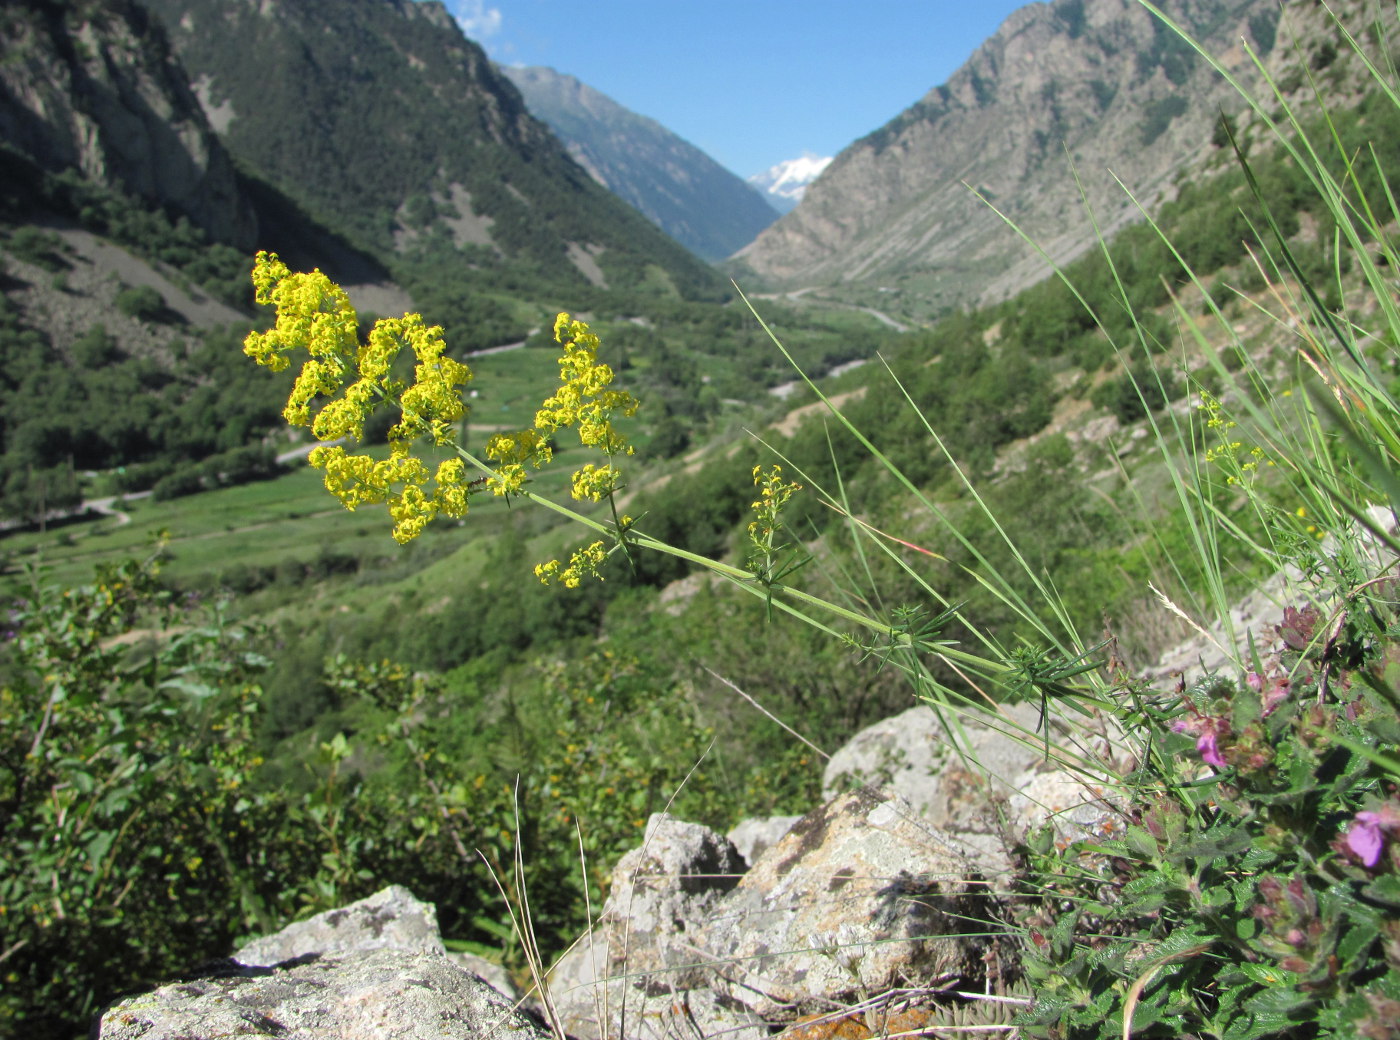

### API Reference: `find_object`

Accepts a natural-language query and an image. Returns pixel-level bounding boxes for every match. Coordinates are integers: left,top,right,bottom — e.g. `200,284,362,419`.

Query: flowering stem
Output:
452,446,1006,680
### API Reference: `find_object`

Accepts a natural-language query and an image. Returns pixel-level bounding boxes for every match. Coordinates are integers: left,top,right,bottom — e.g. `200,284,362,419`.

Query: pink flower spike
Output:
1346,812,1385,868
1197,731,1227,769
1246,671,1264,692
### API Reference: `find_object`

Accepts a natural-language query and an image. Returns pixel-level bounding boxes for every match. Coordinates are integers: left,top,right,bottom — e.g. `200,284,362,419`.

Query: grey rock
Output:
822,700,1128,858
234,884,445,967
548,814,746,1040
727,815,801,868
1007,767,1120,845
448,952,520,1001
823,702,1037,832
95,948,549,1040
693,790,985,1019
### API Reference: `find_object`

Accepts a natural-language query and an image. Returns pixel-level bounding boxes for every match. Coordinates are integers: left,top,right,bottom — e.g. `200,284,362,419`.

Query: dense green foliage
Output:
0,286,292,522
1014,598,1400,1038
0,556,817,1035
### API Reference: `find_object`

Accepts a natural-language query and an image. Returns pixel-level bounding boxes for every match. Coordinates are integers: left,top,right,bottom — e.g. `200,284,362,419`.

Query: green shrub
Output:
114,284,165,323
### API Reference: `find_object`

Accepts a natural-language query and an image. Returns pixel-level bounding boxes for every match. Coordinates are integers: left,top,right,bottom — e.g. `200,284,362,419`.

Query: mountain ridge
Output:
501,65,779,262
733,0,1277,318
137,0,724,307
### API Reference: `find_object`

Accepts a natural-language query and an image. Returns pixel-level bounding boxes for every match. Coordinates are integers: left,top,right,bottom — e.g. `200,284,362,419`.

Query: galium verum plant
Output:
240,251,1057,729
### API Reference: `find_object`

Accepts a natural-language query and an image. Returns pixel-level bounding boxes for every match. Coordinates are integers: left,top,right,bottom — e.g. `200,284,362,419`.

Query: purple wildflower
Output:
1346,812,1385,868
1261,677,1291,717
1197,730,1227,769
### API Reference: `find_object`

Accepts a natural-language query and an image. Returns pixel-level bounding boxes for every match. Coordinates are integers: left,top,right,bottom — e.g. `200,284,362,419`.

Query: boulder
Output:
547,814,750,1040
693,790,986,1019
448,951,520,1001
234,884,445,967
822,701,1124,857
95,948,549,1040
727,814,801,867
550,794,988,1033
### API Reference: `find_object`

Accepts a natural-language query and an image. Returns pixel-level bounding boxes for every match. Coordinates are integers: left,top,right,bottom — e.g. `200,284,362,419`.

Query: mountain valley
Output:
4,1,1400,1035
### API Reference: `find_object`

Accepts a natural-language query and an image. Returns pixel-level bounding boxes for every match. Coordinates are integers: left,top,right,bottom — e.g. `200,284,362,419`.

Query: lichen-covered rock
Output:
234,884,445,967
448,951,520,1001
1007,767,1119,844
95,948,549,1040
822,702,1041,855
547,814,747,1040
822,700,1127,859
727,814,801,867
692,790,986,1019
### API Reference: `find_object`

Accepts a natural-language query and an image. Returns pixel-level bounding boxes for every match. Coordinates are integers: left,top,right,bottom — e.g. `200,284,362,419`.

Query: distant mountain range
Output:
733,0,1282,318
2,0,1334,334
748,155,833,215
501,65,779,262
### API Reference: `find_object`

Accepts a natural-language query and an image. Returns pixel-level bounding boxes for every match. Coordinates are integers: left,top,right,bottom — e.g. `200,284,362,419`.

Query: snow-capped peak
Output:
748,153,833,213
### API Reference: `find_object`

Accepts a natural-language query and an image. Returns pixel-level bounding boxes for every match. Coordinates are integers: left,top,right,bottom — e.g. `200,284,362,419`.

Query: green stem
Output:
455,446,1007,679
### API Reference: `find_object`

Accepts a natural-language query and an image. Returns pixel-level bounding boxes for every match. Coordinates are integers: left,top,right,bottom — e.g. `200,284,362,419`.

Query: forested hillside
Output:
138,0,725,317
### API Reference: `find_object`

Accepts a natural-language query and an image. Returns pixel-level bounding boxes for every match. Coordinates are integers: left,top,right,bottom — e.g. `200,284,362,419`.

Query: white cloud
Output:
451,0,503,39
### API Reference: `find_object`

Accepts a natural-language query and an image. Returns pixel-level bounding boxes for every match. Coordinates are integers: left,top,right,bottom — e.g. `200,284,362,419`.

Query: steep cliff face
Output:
0,0,255,248
734,0,1276,314
502,65,779,262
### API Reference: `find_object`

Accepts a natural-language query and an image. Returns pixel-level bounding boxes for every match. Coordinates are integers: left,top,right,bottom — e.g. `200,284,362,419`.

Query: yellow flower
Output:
535,540,608,588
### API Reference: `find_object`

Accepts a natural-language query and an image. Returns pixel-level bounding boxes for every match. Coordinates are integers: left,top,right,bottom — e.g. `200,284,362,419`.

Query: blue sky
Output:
438,0,1031,179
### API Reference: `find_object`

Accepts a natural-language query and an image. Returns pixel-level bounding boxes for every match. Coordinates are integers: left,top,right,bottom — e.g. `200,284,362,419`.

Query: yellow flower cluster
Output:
483,428,552,497
473,315,637,508
748,464,803,553
309,447,471,543
242,257,650,558
541,313,639,494
1196,390,1270,487
534,540,608,588
243,252,475,543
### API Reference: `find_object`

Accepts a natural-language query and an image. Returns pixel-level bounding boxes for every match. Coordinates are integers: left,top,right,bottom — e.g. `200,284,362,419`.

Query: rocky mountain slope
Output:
0,0,255,248
502,65,778,262
136,0,721,300
733,0,1278,317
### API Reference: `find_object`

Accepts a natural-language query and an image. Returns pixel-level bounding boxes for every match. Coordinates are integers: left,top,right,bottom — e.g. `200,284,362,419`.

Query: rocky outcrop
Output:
546,815,758,1040
95,886,545,1039
96,703,1122,1039
822,701,1123,860
0,0,255,247
96,949,547,1040
548,794,993,1039
734,0,1273,314
232,884,446,967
